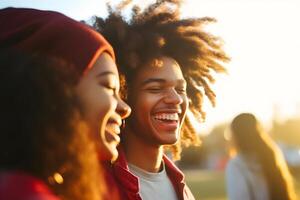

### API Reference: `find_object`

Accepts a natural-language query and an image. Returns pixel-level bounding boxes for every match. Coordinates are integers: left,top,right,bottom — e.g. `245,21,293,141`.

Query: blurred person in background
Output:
0,7,131,200
226,113,297,200
93,0,229,199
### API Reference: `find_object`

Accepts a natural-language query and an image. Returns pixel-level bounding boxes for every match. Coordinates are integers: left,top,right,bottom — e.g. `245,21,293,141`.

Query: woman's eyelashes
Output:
99,77,118,94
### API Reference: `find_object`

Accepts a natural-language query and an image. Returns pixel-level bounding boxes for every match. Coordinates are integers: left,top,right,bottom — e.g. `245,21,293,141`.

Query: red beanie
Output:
0,7,115,74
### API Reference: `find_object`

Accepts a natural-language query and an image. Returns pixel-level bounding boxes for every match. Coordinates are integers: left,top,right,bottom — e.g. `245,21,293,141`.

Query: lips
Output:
105,118,122,144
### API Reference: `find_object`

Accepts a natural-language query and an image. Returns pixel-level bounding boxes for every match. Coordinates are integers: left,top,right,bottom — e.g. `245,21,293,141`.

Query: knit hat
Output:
0,7,115,74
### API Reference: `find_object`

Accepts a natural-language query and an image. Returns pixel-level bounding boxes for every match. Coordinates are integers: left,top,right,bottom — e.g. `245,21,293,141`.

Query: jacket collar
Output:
112,145,139,194
163,155,186,200
112,145,187,200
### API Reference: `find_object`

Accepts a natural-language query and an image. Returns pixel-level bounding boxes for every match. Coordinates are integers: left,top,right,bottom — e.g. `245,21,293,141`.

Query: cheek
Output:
81,91,116,129
133,94,158,118
176,95,188,128
182,95,188,112
90,95,117,148
95,94,115,117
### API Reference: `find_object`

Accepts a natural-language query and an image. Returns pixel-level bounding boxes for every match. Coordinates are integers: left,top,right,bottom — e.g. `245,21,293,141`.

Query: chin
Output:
110,155,118,163
107,144,119,162
154,134,178,145
162,138,178,145
153,128,180,144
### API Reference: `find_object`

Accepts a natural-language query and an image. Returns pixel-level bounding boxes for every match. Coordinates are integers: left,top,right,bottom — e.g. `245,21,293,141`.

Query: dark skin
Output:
123,57,187,172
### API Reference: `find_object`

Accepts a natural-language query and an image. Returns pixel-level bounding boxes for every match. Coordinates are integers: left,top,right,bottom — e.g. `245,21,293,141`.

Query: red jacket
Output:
0,171,59,200
103,146,195,200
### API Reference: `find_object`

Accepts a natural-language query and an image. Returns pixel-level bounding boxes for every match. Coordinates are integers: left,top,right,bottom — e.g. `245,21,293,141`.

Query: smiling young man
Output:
93,0,229,199
122,56,189,200
124,57,188,172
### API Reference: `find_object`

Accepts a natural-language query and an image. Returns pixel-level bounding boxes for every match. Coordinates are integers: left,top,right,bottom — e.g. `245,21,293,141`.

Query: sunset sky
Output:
1,0,300,133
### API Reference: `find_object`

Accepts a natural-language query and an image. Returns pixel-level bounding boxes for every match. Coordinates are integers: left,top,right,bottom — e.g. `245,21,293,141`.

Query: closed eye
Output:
104,84,116,90
147,87,163,93
99,79,118,94
176,88,186,94
97,72,119,94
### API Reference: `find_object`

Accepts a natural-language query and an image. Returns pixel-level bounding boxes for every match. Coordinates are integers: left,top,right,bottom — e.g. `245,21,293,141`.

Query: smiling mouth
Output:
152,113,180,131
106,122,121,134
105,118,122,143
154,113,179,121
105,129,121,144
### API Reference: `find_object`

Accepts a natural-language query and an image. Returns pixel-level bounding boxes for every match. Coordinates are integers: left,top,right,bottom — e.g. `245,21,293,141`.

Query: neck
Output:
123,128,164,173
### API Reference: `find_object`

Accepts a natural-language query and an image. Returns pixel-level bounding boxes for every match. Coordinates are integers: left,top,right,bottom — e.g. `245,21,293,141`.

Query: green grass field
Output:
184,170,226,200
184,169,300,200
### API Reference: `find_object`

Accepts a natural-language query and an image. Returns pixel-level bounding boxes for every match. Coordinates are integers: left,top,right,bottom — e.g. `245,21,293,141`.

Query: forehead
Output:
89,52,118,76
135,57,184,84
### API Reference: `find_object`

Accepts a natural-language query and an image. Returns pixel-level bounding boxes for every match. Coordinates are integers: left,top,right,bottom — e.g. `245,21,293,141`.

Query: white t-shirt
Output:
128,162,179,200
225,154,269,200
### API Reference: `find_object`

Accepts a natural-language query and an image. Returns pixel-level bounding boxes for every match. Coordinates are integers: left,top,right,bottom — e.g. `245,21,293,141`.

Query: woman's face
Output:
75,53,131,162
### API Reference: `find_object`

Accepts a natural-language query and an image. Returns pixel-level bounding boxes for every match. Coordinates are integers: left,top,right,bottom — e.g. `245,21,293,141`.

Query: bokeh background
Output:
1,0,300,199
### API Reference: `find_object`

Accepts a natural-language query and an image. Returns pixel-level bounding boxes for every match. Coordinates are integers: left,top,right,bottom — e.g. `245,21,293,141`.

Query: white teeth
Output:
153,113,179,121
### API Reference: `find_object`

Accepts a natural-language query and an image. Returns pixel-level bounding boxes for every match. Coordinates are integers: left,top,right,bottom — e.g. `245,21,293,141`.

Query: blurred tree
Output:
178,143,205,169
271,117,300,146
178,123,230,170
203,123,230,170
204,124,228,154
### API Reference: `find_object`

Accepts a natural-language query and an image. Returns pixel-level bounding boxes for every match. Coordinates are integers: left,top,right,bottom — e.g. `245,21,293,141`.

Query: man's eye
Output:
147,87,162,93
176,88,186,94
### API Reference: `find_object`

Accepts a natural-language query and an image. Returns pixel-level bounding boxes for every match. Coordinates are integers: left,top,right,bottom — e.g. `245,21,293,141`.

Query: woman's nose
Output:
116,98,131,119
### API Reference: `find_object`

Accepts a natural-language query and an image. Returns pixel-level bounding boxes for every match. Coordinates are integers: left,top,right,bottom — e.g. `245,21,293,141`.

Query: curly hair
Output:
93,0,229,159
231,113,297,200
0,51,104,200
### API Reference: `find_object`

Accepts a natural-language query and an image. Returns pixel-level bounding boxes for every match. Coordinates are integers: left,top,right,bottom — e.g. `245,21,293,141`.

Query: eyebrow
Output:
141,78,186,86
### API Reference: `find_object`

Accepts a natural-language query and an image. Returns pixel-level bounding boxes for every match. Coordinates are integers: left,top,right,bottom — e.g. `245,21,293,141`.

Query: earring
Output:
48,172,64,185
122,119,126,129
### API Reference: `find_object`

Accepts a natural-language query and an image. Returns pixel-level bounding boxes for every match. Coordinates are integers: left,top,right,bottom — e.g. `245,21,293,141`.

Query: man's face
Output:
128,56,188,146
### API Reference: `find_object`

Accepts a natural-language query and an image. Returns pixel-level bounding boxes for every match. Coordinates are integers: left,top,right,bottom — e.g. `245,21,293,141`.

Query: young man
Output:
94,1,229,199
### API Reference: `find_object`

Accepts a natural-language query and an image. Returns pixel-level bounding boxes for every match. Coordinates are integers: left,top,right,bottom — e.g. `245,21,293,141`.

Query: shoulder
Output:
226,155,245,170
163,155,184,179
225,155,250,181
102,152,139,200
0,171,59,200
163,155,196,200
100,163,122,200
